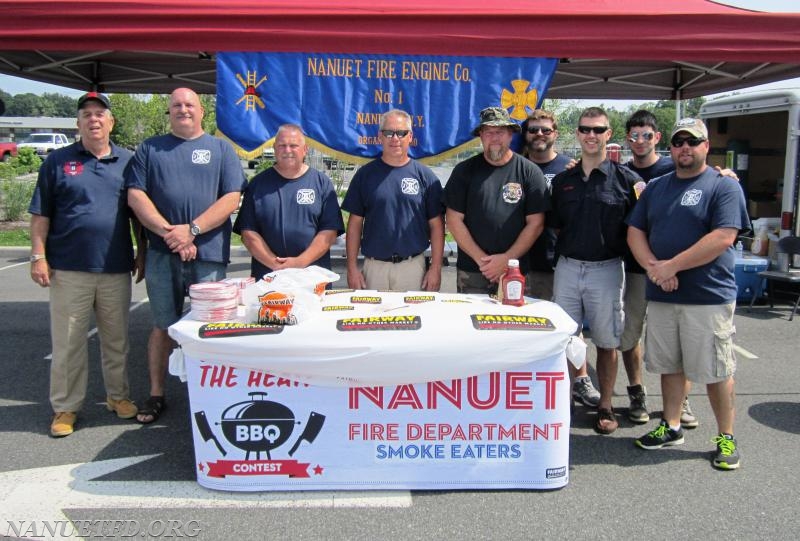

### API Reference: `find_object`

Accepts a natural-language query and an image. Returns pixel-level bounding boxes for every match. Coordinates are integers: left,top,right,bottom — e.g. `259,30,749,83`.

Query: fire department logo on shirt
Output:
681,189,702,206
401,177,420,195
297,189,315,204
191,150,211,164
502,182,523,203
62,161,84,176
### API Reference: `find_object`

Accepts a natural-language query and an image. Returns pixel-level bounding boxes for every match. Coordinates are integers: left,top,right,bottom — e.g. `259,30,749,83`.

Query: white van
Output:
699,89,799,239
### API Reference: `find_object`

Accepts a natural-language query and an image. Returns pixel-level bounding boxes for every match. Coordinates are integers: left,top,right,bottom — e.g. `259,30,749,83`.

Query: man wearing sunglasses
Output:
444,106,549,295
549,107,642,435
627,118,748,470
518,109,601,411
342,109,444,291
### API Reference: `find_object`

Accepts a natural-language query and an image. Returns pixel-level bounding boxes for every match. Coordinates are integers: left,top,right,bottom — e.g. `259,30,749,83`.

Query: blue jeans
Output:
145,249,227,329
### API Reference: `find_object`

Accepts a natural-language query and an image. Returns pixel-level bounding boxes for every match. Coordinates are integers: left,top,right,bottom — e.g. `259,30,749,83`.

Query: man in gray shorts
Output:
549,107,641,435
627,118,749,470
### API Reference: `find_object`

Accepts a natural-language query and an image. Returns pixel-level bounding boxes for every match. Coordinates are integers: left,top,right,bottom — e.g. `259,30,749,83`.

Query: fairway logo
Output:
336,315,422,331
191,150,211,164
546,466,566,479
471,314,556,331
198,322,284,338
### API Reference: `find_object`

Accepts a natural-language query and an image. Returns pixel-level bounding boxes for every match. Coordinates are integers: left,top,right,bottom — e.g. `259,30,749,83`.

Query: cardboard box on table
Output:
169,290,581,492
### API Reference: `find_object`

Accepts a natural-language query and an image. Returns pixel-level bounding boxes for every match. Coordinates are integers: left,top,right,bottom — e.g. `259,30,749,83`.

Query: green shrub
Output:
1,179,35,221
14,148,42,174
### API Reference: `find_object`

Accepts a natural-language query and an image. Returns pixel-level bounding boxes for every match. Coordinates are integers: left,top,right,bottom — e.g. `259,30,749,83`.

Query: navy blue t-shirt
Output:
125,133,247,263
528,153,571,272
29,142,134,273
341,158,443,259
626,168,750,304
233,167,345,278
444,153,550,274
624,155,675,273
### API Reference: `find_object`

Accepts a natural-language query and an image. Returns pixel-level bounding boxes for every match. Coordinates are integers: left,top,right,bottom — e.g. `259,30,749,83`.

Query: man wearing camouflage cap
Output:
444,106,549,294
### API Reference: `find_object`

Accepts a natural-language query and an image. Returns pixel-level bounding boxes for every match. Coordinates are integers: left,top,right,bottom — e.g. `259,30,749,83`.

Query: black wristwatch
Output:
190,221,201,236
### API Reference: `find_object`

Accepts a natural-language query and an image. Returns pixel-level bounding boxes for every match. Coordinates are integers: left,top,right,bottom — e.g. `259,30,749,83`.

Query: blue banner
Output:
216,52,557,163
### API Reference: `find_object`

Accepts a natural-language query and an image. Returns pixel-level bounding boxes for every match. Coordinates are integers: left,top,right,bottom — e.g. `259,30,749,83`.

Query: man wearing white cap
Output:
627,118,749,470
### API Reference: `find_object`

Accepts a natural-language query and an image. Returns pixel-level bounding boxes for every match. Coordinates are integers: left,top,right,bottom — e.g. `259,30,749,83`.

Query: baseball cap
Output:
77,92,111,111
472,107,521,136
670,118,707,140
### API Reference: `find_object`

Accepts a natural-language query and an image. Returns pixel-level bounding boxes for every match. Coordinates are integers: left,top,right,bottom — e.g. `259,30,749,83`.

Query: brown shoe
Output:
106,398,137,419
51,412,76,437
594,408,619,435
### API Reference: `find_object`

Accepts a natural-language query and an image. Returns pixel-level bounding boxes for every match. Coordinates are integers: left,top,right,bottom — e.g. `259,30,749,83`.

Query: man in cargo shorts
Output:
627,118,749,470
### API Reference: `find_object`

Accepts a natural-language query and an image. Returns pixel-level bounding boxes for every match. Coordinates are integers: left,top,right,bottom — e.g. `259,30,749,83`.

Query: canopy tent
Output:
1,0,799,100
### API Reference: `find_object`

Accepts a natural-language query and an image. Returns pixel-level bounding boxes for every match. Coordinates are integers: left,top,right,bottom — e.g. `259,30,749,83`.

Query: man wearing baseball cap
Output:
29,92,144,436
444,106,549,294
627,117,749,470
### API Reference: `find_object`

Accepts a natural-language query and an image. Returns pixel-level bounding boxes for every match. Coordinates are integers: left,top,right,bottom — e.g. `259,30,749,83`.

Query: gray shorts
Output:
553,256,624,349
145,249,227,329
456,269,497,295
620,272,647,352
644,301,737,384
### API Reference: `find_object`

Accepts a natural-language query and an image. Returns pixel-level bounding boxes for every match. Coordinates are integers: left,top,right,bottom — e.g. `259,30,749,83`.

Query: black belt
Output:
371,252,423,263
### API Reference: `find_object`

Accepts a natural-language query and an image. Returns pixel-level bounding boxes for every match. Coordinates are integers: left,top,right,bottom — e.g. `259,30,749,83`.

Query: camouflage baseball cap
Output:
472,107,521,136
670,118,708,140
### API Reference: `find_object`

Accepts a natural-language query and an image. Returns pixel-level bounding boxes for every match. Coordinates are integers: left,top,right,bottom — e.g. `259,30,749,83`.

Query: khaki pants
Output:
49,270,132,412
362,255,426,291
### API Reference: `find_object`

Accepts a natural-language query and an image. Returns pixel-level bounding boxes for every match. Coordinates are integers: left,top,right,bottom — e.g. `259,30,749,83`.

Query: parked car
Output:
17,133,70,156
0,141,17,162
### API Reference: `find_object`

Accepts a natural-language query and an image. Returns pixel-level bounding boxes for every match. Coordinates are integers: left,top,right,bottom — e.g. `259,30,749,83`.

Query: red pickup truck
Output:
0,141,17,162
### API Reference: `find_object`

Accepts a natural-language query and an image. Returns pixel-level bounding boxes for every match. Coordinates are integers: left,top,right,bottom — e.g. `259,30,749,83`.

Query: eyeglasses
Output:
629,131,655,142
670,136,705,148
380,129,410,138
527,126,554,135
577,126,609,135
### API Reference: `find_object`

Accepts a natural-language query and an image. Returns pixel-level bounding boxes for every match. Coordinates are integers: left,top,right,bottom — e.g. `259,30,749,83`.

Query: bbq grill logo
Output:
194,393,326,479
470,314,556,331
336,315,422,331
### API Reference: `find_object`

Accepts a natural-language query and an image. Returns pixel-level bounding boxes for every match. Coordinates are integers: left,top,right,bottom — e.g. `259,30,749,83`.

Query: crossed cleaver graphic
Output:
193,409,326,458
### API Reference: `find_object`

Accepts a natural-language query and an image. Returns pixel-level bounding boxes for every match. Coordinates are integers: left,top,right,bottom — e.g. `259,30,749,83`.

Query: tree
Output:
5,93,56,116
42,92,77,117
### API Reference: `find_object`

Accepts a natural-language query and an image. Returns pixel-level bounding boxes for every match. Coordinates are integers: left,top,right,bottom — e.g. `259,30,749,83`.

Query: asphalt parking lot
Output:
1,246,799,540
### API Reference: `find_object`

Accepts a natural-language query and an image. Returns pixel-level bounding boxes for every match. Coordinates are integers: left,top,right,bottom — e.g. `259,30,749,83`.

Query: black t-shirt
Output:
445,153,550,273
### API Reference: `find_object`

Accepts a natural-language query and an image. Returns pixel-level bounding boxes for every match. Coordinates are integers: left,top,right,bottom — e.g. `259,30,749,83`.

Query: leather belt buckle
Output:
390,254,404,263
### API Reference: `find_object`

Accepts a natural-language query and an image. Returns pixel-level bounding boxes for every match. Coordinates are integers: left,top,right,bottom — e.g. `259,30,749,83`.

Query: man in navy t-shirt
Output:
627,118,749,470
233,124,344,279
29,92,142,436
342,109,444,292
126,87,247,424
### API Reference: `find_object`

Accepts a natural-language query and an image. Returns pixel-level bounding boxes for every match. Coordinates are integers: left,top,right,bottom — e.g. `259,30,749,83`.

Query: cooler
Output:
735,255,769,301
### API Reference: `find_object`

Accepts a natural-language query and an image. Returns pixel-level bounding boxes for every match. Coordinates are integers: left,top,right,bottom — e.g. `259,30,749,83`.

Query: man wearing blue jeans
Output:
127,87,246,424
549,107,641,434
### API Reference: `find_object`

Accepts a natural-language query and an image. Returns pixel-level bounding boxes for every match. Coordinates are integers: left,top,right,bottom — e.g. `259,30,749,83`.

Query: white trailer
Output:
699,89,800,239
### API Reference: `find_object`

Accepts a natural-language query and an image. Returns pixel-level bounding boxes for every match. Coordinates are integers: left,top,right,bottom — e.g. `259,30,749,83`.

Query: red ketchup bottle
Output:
502,259,526,306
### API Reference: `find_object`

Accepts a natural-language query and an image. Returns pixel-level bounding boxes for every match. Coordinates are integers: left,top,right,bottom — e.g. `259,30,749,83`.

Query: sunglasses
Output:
380,129,410,138
577,126,609,135
629,131,655,142
670,136,705,148
527,126,554,135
